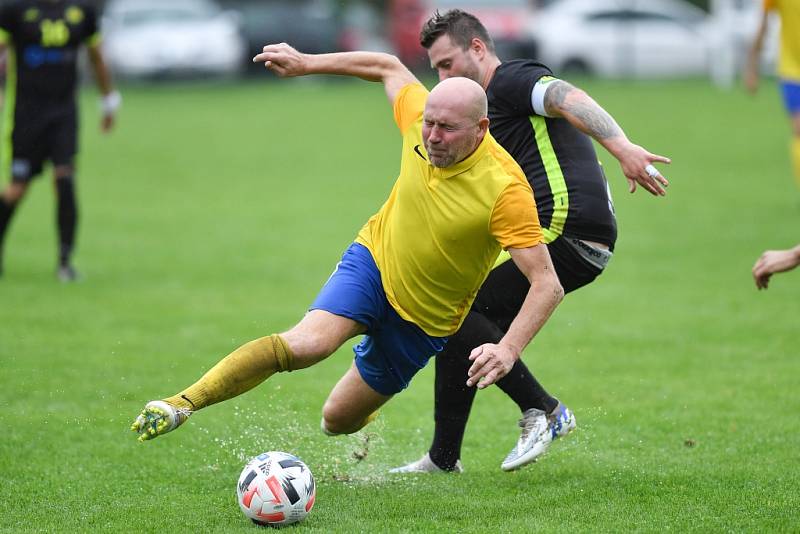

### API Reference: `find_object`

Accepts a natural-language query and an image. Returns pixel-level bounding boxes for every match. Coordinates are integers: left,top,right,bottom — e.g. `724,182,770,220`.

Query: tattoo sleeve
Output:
544,80,623,140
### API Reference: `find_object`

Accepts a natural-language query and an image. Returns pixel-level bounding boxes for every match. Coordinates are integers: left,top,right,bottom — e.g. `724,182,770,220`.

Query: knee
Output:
790,115,800,137
54,165,75,179
3,182,27,204
320,400,356,436
281,329,340,363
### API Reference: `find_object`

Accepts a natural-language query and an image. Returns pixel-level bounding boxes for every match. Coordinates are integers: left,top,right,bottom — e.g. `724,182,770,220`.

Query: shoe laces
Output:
518,408,547,443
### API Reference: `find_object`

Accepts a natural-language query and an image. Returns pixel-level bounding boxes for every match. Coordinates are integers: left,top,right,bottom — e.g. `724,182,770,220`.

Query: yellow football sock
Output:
164,334,293,411
792,137,800,190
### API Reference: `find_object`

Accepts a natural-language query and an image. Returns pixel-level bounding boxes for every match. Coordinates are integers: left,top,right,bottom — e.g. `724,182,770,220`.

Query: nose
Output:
427,125,442,144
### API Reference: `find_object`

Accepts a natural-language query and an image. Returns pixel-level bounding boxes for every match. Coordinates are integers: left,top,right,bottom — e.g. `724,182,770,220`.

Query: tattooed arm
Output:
542,79,671,196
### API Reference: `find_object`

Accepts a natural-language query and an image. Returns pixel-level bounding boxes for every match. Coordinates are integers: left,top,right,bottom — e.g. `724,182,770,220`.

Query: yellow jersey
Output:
355,83,544,337
765,0,800,80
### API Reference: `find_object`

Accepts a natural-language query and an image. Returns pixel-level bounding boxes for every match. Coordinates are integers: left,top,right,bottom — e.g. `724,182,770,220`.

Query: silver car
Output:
102,0,245,79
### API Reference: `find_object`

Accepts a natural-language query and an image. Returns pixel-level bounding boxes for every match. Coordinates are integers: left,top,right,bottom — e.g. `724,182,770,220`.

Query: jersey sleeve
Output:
763,0,775,10
83,4,101,46
393,83,428,134
0,4,18,44
489,179,544,250
490,60,554,117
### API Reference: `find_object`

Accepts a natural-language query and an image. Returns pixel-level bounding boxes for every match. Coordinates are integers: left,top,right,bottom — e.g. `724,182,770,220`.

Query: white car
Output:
533,0,714,78
102,0,245,79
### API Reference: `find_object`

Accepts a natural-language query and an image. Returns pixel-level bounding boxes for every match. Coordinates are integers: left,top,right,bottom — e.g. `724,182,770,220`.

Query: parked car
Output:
533,0,713,78
102,0,245,79
225,0,344,74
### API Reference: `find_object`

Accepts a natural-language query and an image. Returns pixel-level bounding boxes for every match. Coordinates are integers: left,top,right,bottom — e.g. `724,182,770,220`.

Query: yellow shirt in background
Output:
765,0,800,81
356,83,543,337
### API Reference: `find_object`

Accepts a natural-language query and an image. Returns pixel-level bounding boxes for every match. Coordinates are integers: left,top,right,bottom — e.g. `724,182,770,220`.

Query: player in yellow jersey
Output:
131,45,564,443
745,0,800,190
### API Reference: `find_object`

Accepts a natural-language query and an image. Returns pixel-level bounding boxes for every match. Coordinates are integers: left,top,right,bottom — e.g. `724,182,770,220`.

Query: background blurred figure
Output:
745,0,800,190
0,0,119,281
753,245,800,289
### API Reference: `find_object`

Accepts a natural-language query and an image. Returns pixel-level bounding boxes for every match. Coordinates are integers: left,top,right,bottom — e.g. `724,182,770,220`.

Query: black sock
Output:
496,361,558,414
56,177,77,266
429,311,504,470
0,197,17,272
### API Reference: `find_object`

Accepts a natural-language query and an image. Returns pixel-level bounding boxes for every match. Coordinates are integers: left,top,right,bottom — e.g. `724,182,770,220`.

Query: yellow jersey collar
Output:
430,135,489,179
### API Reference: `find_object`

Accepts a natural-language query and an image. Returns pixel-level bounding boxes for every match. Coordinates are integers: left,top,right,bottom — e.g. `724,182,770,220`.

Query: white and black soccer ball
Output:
236,451,316,527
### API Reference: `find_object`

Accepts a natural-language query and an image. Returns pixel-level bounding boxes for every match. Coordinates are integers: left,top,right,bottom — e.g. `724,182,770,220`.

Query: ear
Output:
470,37,487,58
477,116,490,136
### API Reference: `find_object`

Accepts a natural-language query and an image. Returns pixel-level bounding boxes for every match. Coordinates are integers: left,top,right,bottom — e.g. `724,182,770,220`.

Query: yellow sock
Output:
164,334,293,411
792,137,800,190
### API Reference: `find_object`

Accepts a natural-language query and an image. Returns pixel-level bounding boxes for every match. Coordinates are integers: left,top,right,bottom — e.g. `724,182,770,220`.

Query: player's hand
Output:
743,65,759,95
100,113,114,134
466,343,519,389
752,249,800,290
253,43,307,77
615,142,670,196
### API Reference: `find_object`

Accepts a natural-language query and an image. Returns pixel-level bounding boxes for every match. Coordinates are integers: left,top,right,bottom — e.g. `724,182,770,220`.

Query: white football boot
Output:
389,453,463,474
500,402,576,471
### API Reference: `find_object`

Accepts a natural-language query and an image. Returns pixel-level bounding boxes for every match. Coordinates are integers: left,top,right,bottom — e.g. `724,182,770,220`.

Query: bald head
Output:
427,77,487,123
423,77,490,168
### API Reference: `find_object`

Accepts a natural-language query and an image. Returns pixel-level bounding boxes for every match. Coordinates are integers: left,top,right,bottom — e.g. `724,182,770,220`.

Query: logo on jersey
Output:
65,6,84,25
23,8,40,22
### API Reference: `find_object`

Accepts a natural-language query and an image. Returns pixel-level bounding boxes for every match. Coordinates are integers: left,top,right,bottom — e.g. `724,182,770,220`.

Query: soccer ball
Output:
236,451,316,527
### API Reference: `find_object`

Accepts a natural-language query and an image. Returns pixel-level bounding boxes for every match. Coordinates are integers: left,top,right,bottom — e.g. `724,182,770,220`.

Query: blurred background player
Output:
753,244,800,289
745,0,800,191
392,9,670,474
0,0,120,280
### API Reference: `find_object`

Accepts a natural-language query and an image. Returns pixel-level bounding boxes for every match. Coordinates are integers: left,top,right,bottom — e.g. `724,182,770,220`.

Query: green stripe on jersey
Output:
530,115,568,243
1,46,17,181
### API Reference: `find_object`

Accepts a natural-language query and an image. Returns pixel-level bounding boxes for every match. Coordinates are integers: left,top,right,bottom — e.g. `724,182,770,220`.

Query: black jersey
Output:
0,0,99,102
486,60,617,248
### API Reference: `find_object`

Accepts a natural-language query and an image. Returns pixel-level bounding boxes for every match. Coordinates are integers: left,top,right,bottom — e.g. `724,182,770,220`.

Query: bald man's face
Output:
422,94,487,168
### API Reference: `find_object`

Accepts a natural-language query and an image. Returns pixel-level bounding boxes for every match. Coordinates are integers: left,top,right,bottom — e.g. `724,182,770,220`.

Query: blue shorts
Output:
310,243,447,395
780,79,800,114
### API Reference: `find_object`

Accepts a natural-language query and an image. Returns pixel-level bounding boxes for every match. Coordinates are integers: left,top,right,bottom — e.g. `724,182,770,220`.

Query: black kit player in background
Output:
0,0,119,281
392,10,671,473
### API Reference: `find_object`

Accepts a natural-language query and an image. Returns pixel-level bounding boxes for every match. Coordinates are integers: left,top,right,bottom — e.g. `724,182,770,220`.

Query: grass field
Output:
1,76,799,532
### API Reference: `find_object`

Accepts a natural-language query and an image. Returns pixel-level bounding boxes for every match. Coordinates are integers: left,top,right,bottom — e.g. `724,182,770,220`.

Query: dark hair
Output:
419,9,495,53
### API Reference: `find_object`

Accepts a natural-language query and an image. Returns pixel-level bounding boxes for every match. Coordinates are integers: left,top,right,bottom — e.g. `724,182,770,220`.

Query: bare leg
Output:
322,362,391,435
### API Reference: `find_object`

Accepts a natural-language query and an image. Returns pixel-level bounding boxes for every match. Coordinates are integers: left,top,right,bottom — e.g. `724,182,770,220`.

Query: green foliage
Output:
1,78,798,531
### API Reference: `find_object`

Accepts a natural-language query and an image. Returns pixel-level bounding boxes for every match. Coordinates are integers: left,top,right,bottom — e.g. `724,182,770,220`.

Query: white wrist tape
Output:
102,90,122,115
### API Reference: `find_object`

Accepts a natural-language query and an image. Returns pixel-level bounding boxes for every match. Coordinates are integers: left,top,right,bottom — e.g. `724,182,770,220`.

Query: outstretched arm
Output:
466,244,564,389
253,43,419,104
753,245,800,290
744,8,770,95
542,80,670,196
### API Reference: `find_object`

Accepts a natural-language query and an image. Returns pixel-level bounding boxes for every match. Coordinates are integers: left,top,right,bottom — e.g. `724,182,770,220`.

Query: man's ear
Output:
470,37,487,57
478,116,490,136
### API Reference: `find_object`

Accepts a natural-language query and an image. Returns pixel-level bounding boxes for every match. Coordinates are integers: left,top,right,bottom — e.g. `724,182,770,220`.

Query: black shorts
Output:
469,236,607,333
10,100,77,182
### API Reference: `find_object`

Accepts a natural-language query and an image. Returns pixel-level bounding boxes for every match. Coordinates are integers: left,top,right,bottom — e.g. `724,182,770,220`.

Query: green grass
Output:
1,77,799,532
